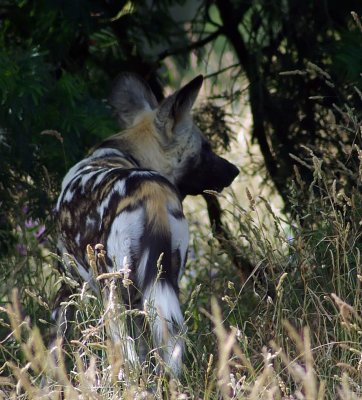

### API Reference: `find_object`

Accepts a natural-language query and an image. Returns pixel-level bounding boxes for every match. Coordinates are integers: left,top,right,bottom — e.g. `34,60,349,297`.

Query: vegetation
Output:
0,1,362,399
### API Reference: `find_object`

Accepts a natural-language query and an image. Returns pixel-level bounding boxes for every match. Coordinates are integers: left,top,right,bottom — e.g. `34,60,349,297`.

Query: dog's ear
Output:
109,73,158,129
171,75,203,123
155,75,203,135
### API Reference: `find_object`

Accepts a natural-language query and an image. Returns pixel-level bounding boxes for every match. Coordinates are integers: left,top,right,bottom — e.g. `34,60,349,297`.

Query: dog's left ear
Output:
109,73,158,129
155,75,203,133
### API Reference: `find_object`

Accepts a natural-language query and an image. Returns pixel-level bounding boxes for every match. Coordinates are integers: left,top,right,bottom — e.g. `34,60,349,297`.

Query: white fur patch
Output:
91,148,124,159
77,261,92,284
106,207,144,271
80,170,102,191
144,282,184,339
92,169,111,188
56,159,89,210
136,248,150,287
62,188,75,204
143,282,184,376
168,213,189,281
96,179,126,220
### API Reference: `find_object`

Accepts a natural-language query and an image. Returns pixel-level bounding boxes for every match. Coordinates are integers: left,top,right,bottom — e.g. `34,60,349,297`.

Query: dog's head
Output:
107,73,239,198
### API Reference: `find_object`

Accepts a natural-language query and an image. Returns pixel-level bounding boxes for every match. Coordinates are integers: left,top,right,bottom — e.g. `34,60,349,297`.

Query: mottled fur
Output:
56,73,238,376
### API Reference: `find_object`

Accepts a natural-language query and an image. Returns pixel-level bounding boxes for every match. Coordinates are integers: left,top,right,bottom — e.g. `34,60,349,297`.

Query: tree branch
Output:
202,193,254,283
215,0,289,201
157,28,222,61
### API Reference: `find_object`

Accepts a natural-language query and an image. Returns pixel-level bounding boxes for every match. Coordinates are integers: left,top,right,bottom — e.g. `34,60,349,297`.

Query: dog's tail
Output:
142,280,184,376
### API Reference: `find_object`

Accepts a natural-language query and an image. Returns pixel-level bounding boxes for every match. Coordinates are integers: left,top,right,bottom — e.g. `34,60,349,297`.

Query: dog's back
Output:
57,147,188,374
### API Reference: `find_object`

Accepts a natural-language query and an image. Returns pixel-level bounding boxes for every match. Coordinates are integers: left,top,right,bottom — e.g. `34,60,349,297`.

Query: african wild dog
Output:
56,73,239,376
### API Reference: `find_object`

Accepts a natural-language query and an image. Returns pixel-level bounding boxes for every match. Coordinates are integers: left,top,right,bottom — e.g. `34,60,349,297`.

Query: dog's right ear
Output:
108,73,158,129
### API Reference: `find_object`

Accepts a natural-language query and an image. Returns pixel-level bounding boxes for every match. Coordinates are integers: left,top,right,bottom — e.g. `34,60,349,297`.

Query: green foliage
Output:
0,47,116,253
0,0,199,252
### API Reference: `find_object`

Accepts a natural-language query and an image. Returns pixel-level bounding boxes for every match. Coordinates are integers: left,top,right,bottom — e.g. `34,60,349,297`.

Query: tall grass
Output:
2,144,362,398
